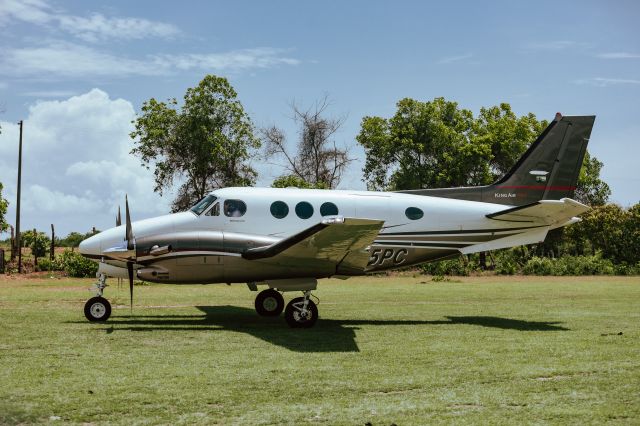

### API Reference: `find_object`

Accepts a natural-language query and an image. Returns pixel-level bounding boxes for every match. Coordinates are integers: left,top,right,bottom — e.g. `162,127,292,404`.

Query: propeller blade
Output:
125,195,134,250
127,261,134,312
116,206,122,227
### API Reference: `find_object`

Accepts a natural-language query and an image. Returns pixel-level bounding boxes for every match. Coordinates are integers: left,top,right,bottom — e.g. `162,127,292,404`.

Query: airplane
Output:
79,113,595,328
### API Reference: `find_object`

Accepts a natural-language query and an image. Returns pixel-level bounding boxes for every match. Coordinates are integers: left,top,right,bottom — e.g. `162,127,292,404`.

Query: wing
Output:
486,198,590,227
243,217,384,275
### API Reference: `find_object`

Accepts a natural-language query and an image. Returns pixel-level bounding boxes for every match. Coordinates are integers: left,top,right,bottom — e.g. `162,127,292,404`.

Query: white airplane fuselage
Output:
80,186,547,284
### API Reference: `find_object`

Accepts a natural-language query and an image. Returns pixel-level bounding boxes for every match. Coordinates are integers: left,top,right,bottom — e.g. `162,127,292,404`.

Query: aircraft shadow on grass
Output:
81,306,569,353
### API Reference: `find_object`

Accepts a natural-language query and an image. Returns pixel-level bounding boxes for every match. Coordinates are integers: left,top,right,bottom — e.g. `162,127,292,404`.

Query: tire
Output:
84,297,111,322
284,297,318,328
255,289,285,317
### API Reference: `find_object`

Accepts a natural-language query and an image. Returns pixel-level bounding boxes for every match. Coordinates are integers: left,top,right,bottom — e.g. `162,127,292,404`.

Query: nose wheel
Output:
255,289,285,316
84,297,112,322
284,291,318,328
84,272,112,322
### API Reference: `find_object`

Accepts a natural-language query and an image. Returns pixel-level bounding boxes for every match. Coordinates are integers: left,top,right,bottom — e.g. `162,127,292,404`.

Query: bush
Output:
522,256,556,275
59,249,98,277
35,256,66,272
420,257,473,276
494,249,524,275
523,255,615,276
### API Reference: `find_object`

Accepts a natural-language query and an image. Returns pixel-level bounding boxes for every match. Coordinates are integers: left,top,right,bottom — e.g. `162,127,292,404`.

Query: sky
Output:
0,0,638,237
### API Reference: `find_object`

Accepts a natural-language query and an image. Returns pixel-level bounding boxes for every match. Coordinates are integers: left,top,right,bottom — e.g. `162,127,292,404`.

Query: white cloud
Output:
573,77,640,87
0,42,300,78
0,42,163,77
57,14,179,42
0,0,52,26
597,52,640,59
0,89,171,236
525,40,592,51
152,48,301,71
437,53,473,65
22,90,77,98
0,0,180,41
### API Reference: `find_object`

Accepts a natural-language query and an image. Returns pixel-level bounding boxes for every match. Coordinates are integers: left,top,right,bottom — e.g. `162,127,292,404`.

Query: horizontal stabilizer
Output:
243,217,384,274
486,198,590,227
460,227,549,254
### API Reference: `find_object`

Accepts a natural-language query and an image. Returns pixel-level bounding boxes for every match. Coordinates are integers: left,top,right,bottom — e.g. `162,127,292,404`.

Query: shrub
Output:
494,249,524,275
522,256,556,275
420,257,473,276
523,254,615,276
59,249,98,278
35,256,66,272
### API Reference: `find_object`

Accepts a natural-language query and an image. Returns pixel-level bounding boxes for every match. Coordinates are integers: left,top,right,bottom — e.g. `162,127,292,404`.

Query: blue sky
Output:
0,0,638,236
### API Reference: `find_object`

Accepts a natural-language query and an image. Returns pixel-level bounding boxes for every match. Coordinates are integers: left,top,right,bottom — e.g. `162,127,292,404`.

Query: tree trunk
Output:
479,251,487,270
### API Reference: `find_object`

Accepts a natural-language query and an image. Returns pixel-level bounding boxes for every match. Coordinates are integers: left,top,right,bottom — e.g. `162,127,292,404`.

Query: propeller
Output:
124,195,135,312
116,206,122,227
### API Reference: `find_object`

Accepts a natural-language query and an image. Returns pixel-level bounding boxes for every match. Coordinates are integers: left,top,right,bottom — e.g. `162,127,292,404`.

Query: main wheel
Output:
284,297,318,328
255,289,285,317
84,297,111,322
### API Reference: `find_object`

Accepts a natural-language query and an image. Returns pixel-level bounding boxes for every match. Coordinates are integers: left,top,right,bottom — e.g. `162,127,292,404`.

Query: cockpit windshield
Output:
190,194,217,215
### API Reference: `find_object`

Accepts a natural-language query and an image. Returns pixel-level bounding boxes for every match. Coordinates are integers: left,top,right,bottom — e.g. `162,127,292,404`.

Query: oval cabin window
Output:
405,207,424,220
270,201,289,219
320,202,339,216
295,201,314,219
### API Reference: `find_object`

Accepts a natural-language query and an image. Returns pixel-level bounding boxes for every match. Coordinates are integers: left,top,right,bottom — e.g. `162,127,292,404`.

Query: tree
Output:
0,183,8,233
271,174,328,189
60,232,85,247
357,97,491,190
357,97,608,205
21,230,49,263
564,203,640,264
472,104,548,180
262,96,353,189
574,151,610,206
131,75,260,212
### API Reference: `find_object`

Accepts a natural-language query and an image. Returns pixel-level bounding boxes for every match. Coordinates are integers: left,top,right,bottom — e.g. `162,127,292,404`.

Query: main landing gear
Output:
284,291,318,328
84,273,112,322
253,289,318,328
255,289,284,316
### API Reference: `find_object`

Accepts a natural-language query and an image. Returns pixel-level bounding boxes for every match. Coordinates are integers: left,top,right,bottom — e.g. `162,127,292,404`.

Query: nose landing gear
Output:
84,273,112,322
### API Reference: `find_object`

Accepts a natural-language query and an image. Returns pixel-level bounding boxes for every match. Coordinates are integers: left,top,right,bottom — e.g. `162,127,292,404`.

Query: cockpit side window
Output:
224,199,247,217
190,195,217,215
206,202,220,216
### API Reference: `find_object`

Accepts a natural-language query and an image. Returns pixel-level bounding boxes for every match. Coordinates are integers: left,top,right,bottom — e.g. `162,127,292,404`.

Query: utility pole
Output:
16,120,23,273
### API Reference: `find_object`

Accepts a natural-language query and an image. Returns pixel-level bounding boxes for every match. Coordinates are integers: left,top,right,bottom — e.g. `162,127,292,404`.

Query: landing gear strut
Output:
284,290,318,328
254,289,284,317
84,273,111,322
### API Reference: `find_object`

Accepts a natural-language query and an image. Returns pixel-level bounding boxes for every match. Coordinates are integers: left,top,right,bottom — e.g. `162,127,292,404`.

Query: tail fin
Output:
400,114,595,206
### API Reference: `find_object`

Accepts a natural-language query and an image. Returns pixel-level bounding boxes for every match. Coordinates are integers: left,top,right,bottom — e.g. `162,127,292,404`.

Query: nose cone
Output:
79,234,102,258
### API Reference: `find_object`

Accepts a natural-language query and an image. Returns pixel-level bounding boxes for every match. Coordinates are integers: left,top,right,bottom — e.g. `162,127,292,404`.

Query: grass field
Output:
1,274,639,425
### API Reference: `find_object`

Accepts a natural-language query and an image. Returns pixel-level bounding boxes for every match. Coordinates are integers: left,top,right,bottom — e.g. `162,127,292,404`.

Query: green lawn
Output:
1,274,639,425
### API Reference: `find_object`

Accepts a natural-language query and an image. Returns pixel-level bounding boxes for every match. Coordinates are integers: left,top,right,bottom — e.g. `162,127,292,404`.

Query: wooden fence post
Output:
50,224,55,261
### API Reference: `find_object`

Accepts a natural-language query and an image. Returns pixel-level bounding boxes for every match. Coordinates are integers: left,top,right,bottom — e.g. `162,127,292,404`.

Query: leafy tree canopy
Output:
271,174,328,189
357,97,608,206
21,230,49,258
131,75,260,212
